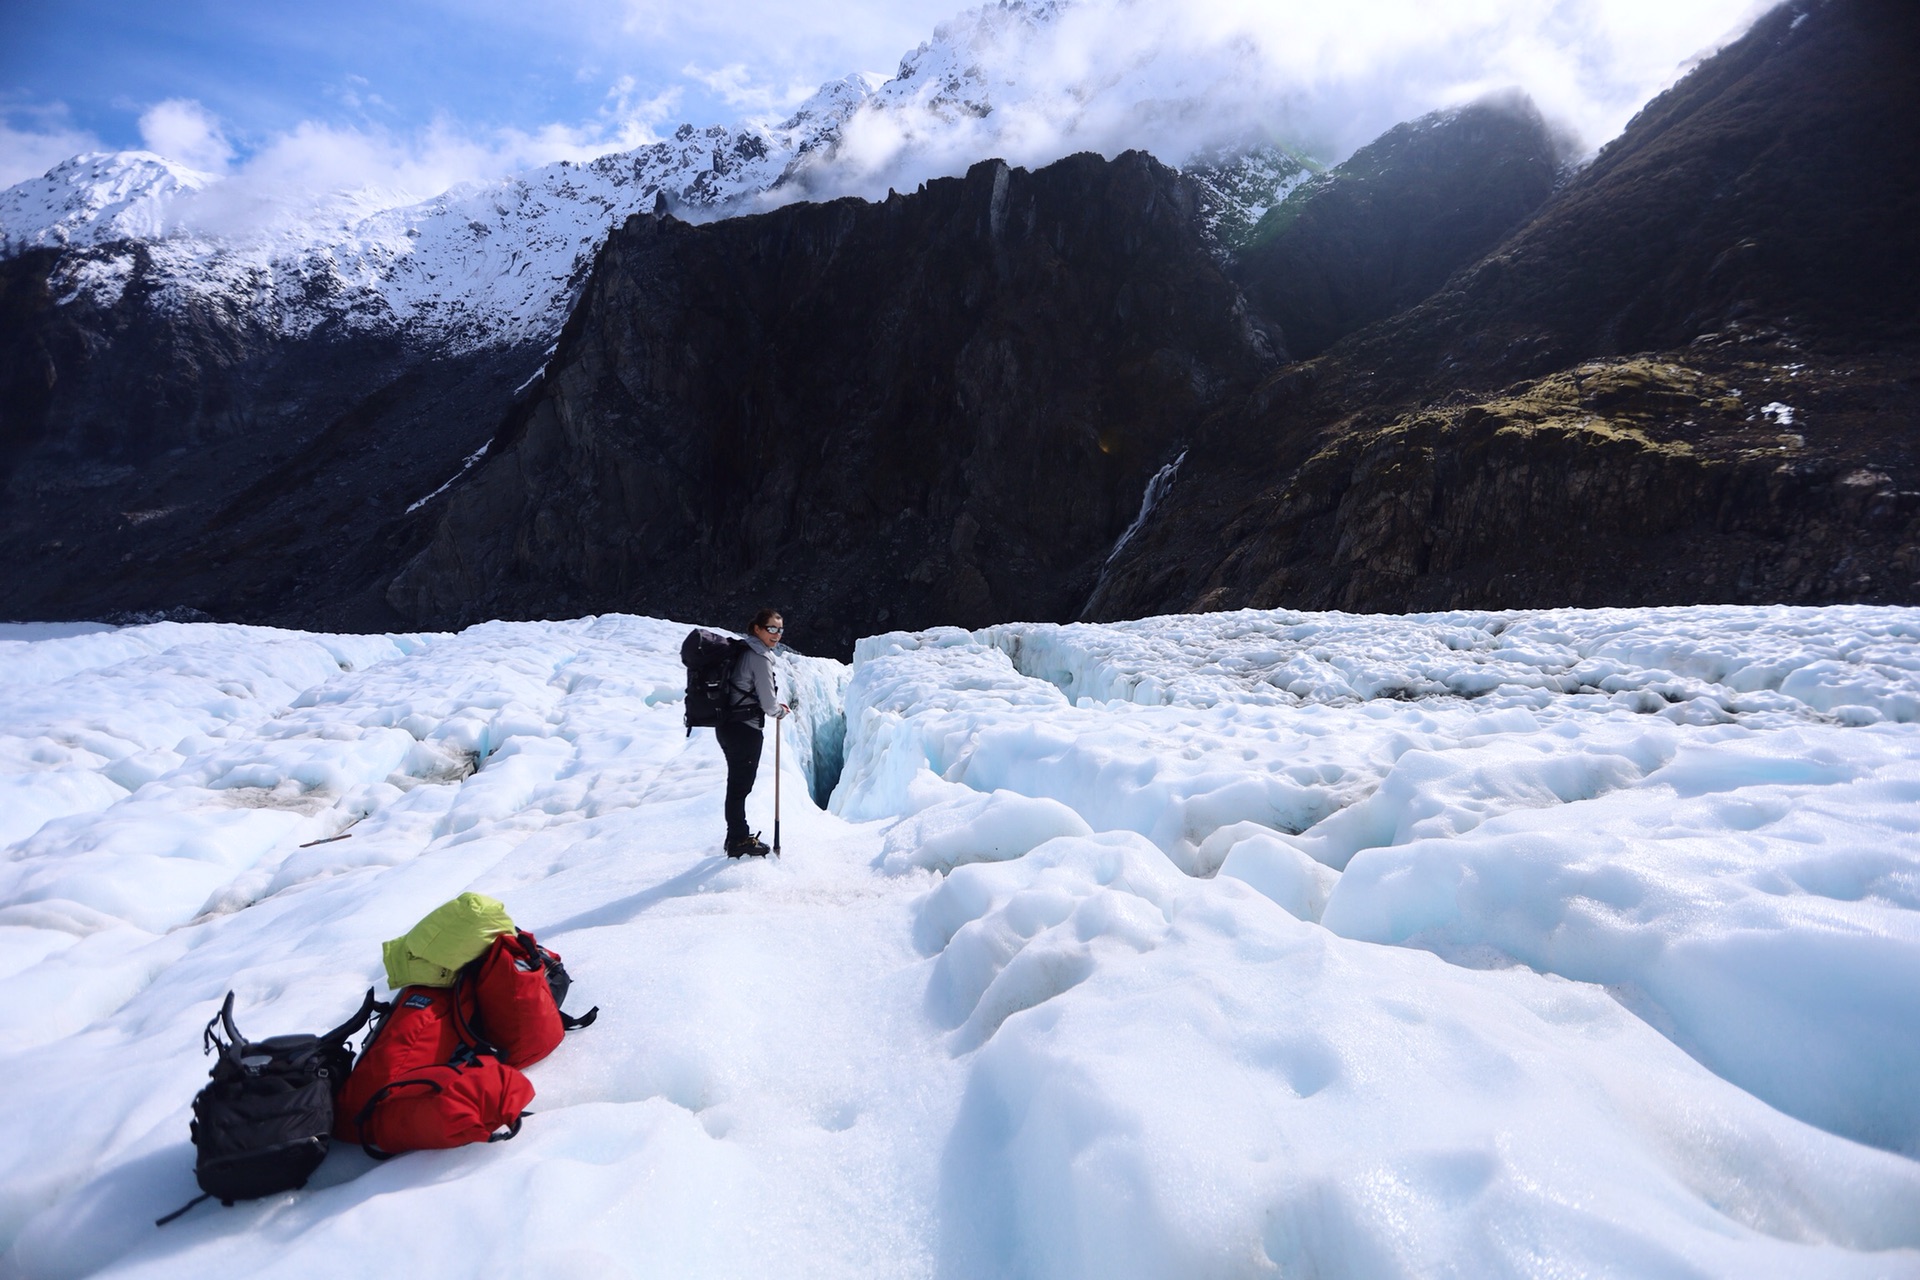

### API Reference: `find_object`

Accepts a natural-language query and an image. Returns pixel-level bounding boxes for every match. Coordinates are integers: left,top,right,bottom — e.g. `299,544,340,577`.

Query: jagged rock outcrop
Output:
388,152,1280,651
1113,356,1920,616
1089,0,1920,621
1234,93,1566,359
0,242,536,627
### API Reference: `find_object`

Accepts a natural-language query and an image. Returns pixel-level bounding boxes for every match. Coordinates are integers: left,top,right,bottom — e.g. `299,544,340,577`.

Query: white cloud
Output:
601,76,684,133
5,0,1773,239
138,98,236,173
682,63,817,115
0,105,103,188
163,92,688,239
81,53,686,237
774,0,1771,206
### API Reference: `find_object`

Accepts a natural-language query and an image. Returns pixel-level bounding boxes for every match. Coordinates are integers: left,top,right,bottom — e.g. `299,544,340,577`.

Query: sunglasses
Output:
762,625,784,634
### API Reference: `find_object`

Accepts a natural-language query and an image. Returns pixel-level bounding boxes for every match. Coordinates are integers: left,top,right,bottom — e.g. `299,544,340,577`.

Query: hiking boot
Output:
726,833,771,859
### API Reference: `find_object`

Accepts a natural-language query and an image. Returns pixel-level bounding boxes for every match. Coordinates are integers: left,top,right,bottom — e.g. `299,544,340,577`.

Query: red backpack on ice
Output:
351,1057,534,1155
334,986,532,1157
454,929,598,1069
333,929,594,1157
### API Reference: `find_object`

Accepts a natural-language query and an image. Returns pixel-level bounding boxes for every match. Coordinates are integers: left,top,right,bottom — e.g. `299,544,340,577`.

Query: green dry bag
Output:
381,893,515,989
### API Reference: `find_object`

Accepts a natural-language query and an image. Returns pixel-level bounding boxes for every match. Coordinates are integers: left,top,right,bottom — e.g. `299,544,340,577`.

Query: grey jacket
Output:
730,634,781,721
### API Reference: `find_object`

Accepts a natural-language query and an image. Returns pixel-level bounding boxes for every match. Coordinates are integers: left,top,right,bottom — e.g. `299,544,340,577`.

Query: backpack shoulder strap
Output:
726,641,759,715
321,987,380,1046
450,966,501,1059
359,995,397,1053
155,1191,213,1227
203,991,245,1062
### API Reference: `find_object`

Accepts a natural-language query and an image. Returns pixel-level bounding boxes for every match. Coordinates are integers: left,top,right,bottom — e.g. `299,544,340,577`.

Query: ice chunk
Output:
878,790,1092,875
1212,825,1342,921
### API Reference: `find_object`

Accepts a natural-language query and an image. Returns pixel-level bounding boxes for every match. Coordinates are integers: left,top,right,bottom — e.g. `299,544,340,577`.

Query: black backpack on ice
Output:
682,629,750,734
157,988,377,1225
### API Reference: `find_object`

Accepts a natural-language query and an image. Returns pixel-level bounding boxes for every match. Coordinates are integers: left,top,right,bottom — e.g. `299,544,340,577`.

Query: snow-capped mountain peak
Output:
0,151,219,253
881,0,1069,121
0,71,889,351
0,0,1298,354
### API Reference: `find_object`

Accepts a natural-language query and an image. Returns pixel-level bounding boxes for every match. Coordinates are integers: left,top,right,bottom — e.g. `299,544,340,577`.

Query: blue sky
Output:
3,2,622,143
0,0,961,187
0,0,1768,196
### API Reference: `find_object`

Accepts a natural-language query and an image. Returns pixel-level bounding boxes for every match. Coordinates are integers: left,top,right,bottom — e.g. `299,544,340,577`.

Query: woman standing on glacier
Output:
718,609,789,858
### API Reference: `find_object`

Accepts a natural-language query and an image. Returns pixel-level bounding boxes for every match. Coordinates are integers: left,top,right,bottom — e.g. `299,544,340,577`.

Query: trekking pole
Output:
773,713,783,857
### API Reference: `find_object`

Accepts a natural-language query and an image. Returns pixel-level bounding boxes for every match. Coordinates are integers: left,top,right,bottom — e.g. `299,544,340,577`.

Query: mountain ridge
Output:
0,0,1304,358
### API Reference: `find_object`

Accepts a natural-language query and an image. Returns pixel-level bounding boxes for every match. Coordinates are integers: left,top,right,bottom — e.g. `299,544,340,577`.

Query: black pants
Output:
715,719,764,844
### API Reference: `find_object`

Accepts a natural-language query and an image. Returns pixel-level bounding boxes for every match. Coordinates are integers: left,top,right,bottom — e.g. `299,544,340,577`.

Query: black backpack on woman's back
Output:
682,629,750,734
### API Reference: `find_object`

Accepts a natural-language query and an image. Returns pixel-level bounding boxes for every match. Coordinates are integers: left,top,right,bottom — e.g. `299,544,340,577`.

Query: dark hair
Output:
750,608,783,633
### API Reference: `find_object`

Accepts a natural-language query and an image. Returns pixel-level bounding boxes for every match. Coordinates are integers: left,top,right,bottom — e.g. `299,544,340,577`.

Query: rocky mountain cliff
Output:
0,238,537,627
387,152,1280,649
386,97,1567,650
1234,93,1565,360
1088,0,1920,623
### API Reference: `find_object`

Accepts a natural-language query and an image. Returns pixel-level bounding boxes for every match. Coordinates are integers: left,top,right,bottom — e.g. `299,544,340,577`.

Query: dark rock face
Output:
0,243,537,628
389,152,1281,652
1328,0,1920,393
1235,94,1565,360
1469,0,1920,362
1091,0,1920,622
1121,356,1920,616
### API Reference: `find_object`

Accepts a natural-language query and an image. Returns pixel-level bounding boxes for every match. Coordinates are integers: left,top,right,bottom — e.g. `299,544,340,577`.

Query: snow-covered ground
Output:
2,606,1918,1277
